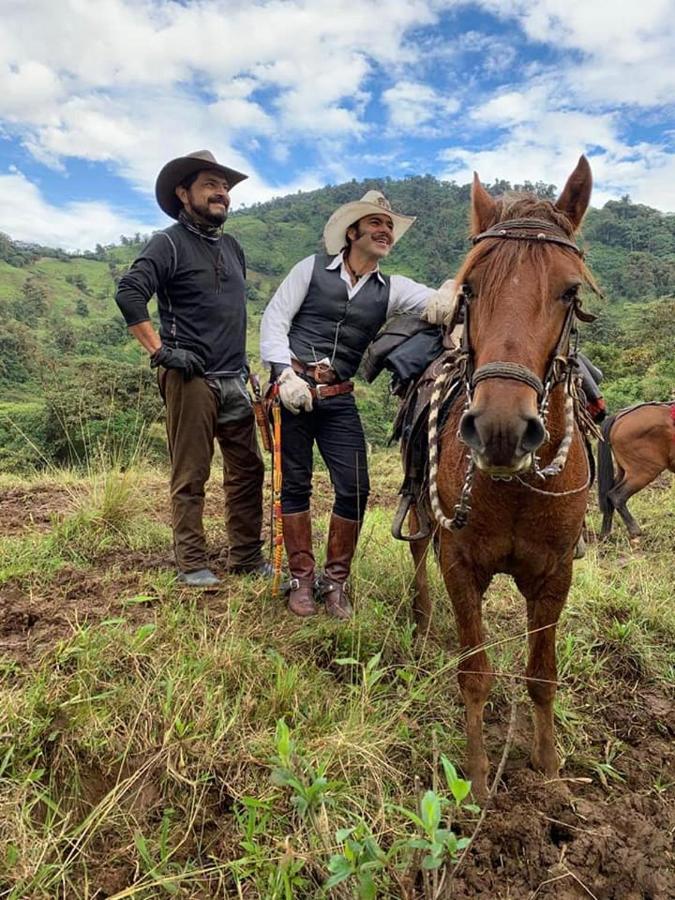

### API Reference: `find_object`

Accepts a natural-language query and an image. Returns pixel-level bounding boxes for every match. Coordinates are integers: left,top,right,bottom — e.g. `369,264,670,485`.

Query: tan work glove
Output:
278,367,313,414
421,278,458,327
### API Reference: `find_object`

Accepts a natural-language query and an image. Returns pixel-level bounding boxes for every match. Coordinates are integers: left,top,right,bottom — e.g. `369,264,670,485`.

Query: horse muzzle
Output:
459,407,547,475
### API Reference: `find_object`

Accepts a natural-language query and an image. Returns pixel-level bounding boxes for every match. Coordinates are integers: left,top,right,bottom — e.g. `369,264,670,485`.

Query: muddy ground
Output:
1,479,673,899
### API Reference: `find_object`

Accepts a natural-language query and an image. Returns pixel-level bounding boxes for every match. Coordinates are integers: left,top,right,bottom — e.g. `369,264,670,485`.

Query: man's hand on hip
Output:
278,367,313,414
421,278,457,327
150,345,205,380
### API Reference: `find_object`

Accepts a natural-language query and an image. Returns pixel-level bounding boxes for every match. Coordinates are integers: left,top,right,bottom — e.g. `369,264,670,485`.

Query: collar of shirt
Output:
326,250,385,286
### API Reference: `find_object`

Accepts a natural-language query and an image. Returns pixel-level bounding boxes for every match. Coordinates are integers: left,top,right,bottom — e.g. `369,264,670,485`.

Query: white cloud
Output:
0,169,156,250
0,62,64,124
0,166,327,251
474,0,675,106
0,0,440,205
383,80,460,132
440,123,675,211
1,0,674,247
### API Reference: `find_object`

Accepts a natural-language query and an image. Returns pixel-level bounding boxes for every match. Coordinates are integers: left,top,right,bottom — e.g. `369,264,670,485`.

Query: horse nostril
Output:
521,416,546,453
459,410,482,450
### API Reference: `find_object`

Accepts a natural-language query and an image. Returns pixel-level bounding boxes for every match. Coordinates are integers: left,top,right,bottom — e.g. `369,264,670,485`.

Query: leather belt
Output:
308,381,354,401
291,359,337,384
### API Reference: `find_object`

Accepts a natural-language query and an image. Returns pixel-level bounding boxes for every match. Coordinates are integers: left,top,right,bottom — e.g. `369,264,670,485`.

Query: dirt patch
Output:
448,686,675,899
0,550,173,665
0,544,274,666
452,766,673,898
0,483,83,533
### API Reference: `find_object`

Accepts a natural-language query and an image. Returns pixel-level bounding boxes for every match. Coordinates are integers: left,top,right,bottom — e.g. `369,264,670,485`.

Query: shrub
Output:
0,401,51,472
41,358,164,467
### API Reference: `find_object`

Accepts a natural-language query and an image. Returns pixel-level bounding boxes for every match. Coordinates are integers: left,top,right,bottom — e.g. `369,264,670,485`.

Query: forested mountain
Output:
0,176,673,471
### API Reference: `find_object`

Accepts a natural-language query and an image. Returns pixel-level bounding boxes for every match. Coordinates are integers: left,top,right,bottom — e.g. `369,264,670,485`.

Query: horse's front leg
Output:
440,542,493,800
520,569,571,776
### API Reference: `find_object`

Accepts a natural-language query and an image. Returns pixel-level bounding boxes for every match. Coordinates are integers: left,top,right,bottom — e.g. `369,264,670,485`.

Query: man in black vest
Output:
260,191,453,618
116,150,268,587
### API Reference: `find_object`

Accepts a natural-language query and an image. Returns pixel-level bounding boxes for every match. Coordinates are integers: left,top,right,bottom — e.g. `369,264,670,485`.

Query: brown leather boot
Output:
283,511,317,617
319,514,360,620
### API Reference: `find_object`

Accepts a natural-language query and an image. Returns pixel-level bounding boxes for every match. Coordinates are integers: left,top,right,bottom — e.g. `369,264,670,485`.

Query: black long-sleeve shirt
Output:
115,223,248,376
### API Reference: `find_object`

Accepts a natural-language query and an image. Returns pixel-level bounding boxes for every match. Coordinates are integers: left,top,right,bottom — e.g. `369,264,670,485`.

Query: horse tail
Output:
597,415,617,514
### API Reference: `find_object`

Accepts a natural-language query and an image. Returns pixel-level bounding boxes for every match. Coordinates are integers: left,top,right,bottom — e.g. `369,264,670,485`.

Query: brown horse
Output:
409,157,597,800
598,402,675,540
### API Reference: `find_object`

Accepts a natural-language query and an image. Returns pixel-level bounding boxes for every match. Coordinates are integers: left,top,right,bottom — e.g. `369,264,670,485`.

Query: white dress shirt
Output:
260,251,434,368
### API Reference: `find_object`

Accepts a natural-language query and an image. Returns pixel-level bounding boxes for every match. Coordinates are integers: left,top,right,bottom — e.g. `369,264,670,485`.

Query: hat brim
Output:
155,157,248,220
323,201,416,255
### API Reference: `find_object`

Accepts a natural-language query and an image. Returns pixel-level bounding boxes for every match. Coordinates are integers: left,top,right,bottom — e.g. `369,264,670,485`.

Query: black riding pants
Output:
280,393,370,520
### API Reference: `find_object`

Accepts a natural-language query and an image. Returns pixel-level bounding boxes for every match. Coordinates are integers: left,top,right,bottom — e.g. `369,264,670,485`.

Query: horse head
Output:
457,156,594,475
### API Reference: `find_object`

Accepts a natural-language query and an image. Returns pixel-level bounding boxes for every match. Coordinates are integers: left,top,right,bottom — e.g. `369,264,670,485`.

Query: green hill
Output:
0,177,673,471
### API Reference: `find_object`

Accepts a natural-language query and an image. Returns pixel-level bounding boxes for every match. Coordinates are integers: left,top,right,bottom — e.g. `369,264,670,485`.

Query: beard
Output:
190,195,229,226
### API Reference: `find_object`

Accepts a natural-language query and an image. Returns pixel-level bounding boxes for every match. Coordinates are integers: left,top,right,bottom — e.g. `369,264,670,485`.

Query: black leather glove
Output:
150,345,205,380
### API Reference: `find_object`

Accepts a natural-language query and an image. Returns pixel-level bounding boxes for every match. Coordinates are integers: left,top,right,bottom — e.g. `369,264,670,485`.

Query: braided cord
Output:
537,391,574,477
428,360,457,530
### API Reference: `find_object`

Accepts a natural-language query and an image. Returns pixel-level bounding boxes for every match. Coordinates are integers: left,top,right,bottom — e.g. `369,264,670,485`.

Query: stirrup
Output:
391,493,431,542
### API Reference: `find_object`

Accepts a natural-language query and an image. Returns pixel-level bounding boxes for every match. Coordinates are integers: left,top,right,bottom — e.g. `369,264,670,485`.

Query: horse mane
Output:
455,193,600,314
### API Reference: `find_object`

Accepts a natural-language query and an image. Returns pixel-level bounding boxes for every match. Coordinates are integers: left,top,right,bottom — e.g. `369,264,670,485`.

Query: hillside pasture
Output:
0,453,672,898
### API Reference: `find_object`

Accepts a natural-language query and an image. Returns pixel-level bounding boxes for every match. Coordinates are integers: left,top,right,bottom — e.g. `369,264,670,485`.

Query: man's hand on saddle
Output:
277,367,313,414
421,278,458,328
150,345,206,380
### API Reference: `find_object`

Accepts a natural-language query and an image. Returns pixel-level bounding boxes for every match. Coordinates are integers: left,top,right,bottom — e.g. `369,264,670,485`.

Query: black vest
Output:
288,254,391,380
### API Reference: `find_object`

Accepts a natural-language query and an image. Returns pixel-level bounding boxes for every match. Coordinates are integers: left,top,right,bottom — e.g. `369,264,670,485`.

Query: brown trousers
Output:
163,370,265,572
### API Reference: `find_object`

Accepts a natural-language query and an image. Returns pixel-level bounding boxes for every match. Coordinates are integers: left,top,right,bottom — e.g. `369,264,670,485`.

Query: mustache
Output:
208,195,229,206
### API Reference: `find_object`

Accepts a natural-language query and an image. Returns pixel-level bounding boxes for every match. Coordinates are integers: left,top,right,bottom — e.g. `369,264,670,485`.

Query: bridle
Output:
426,216,597,531
460,217,594,411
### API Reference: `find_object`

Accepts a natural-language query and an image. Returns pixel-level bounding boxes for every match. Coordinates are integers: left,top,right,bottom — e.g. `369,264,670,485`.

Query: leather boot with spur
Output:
282,511,318,617
319,514,361,620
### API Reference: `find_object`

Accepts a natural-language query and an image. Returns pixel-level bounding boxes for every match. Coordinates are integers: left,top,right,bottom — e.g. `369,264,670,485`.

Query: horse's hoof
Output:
466,759,490,804
530,750,559,777
470,778,489,805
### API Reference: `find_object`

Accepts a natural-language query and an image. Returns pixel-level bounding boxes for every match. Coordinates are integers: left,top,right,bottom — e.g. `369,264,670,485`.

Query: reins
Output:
428,218,596,531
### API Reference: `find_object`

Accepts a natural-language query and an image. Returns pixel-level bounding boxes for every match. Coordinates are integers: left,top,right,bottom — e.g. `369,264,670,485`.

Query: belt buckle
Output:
314,383,325,401
315,363,332,383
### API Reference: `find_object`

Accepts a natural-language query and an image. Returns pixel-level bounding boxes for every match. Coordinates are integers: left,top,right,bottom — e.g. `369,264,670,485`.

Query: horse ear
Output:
555,156,592,231
471,172,498,236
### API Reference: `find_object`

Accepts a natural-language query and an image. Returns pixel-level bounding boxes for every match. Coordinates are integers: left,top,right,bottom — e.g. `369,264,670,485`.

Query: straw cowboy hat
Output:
323,190,416,255
155,150,248,220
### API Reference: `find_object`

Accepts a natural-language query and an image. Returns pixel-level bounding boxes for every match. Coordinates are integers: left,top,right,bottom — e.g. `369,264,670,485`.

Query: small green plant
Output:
233,796,310,898
326,755,478,897
270,718,343,818
325,823,388,898
334,651,388,705
585,738,626,787
389,755,477,888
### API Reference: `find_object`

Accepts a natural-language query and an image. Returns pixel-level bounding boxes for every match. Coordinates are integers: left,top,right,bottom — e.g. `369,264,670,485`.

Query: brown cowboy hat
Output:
155,150,248,219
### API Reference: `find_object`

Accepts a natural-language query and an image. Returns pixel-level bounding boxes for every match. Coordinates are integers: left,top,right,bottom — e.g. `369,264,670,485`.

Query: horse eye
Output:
561,285,580,303
461,283,474,300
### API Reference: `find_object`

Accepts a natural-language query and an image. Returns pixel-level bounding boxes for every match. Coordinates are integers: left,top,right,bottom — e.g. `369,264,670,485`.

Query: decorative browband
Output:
472,218,583,256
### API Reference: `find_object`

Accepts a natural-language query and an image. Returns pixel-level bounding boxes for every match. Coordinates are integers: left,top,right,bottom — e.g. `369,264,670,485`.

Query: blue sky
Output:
1,0,673,249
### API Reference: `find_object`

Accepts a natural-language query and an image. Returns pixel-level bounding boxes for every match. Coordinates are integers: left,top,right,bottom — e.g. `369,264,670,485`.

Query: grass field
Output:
0,451,673,898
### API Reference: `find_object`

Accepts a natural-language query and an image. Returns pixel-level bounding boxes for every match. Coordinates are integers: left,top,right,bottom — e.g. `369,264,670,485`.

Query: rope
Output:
516,436,591,497
428,360,459,530
271,390,284,597
537,390,574,477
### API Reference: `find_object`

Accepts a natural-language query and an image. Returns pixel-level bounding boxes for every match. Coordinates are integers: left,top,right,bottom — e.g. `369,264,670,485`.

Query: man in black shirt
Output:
116,150,267,587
